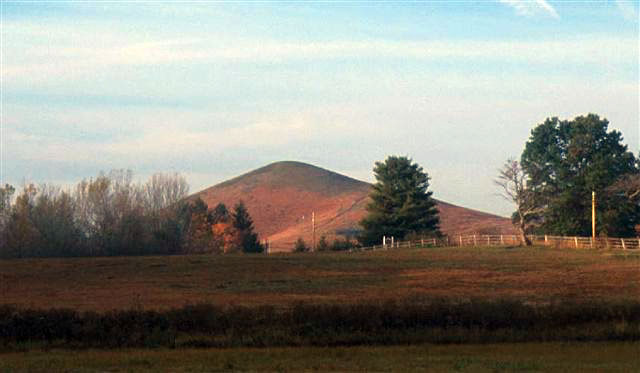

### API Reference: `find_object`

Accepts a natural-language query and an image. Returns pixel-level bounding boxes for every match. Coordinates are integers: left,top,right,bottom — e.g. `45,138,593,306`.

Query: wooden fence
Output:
529,235,640,250
354,234,640,252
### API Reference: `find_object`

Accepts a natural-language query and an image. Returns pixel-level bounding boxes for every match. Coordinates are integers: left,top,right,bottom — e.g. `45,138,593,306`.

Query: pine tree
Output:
359,156,440,246
232,201,264,253
210,203,231,224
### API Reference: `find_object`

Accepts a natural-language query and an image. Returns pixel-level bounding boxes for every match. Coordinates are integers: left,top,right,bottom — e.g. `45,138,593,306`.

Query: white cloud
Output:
5,71,637,216
5,27,636,88
499,0,560,19
615,0,639,20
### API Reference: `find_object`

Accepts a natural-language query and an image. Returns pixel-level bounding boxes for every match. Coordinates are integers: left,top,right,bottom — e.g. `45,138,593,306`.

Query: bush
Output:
330,237,359,251
316,236,329,251
294,237,310,253
1,300,639,350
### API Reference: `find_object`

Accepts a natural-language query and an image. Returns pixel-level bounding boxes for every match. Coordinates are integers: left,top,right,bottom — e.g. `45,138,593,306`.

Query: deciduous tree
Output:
521,114,639,237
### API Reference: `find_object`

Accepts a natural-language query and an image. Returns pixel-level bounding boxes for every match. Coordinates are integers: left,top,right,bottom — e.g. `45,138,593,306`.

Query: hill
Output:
195,161,515,250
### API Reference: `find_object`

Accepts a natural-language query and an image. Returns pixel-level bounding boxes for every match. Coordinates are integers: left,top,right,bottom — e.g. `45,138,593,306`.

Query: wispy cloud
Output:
6,25,635,88
499,0,560,19
615,0,638,20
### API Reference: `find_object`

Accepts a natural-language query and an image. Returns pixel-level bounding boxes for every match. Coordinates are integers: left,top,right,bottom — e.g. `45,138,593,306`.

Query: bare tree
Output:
495,158,544,246
143,172,189,212
0,184,15,229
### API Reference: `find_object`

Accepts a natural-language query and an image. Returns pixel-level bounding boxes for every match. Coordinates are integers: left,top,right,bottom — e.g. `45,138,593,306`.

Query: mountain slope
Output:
195,161,515,251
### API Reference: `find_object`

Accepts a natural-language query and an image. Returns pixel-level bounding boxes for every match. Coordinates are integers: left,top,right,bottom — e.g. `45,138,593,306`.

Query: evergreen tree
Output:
521,114,639,237
232,200,263,253
210,203,231,224
359,156,440,246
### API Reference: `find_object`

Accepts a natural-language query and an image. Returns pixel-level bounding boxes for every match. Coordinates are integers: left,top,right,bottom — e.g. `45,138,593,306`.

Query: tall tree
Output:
183,197,221,254
232,201,263,253
0,184,16,252
521,114,639,237
359,156,440,246
3,184,41,257
143,172,189,212
31,185,83,257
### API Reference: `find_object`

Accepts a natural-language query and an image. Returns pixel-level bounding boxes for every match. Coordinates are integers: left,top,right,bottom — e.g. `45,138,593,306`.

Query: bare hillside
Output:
194,161,515,251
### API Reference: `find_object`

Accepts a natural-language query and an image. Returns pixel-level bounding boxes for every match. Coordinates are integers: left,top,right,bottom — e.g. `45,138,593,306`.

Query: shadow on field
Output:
1,299,639,350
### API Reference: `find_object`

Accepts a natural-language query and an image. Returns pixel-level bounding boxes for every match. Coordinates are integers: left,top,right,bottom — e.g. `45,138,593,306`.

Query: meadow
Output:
1,246,638,371
1,246,638,311
2,342,639,372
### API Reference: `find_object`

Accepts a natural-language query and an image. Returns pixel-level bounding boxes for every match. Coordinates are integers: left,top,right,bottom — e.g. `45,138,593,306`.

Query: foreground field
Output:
1,246,638,311
1,342,638,372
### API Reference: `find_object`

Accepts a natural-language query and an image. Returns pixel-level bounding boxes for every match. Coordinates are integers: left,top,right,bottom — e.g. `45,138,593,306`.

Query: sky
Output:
2,0,638,216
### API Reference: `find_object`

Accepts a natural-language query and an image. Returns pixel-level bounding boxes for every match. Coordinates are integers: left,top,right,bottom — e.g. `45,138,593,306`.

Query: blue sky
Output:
2,1,638,216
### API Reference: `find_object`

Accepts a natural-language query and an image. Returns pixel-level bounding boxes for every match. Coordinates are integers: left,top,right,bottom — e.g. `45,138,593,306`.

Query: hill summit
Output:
195,161,514,251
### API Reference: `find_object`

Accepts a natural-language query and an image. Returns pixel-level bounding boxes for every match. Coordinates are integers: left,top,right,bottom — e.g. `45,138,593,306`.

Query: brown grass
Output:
2,342,639,372
1,246,637,312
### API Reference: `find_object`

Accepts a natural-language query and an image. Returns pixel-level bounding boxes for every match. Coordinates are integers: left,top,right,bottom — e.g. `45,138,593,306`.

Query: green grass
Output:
1,342,638,372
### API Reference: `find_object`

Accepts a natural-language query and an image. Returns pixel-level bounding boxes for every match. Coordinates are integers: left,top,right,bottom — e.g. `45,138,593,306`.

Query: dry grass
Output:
1,246,638,311
1,342,638,372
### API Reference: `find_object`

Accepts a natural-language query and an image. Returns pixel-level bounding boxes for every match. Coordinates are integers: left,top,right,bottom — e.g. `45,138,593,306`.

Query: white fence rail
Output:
355,234,640,252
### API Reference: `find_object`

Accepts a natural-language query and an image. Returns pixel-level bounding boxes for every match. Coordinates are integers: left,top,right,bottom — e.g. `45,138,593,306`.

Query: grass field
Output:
1,342,638,372
1,247,639,371
1,246,638,311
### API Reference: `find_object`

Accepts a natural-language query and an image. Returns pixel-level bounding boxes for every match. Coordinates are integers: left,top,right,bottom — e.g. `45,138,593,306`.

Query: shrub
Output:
330,237,359,251
1,300,639,350
294,237,310,253
316,236,329,251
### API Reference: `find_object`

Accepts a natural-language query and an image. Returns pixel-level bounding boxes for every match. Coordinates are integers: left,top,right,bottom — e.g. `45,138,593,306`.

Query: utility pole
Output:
312,211,316,252
592,191,596,240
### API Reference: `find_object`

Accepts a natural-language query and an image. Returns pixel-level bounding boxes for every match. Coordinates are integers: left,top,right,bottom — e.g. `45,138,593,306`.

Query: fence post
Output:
621,239,626,250
473,235,477,246
446,236,450,246
459,235,462,246
574,236,578,249
421,238,424,247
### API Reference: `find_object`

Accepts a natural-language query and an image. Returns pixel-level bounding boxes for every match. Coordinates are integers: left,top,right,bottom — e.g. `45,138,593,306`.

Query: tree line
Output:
357,113,639,247
3,113,636,255
0,170,263,258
